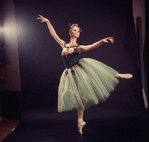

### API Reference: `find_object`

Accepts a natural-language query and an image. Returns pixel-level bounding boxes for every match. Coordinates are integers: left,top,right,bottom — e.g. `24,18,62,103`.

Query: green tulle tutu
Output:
58,58,119,112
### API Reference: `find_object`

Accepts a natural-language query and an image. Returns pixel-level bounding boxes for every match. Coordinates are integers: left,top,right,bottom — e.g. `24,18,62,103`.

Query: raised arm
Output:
79,37,114,52
37,15,65,47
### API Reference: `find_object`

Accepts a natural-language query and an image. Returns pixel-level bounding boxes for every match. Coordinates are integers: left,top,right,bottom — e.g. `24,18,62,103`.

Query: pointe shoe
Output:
78,121,86,135
118,73,133,79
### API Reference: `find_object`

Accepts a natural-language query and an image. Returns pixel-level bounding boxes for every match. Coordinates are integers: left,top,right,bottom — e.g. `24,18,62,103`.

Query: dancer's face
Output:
70,26,80,38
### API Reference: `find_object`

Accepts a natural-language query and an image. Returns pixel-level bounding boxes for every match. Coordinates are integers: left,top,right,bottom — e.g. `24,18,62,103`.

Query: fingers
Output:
109,39,114,43
37,17,42,20
38,15,43,18
37,15,49,23
37,15,43,20
110,37,114,42
37,18,41,20
106,37,114,43
106,37,113,39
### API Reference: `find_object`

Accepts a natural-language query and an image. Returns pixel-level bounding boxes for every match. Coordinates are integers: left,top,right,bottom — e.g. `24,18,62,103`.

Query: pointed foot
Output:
118,73,133,79
78,121,86,135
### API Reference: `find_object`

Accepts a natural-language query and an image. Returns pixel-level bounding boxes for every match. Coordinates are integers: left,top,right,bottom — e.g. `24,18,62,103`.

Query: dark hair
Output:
69,23,82,32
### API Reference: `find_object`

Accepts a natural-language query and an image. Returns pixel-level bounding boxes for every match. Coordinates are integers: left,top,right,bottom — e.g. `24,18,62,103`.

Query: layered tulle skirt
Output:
58,58,119,112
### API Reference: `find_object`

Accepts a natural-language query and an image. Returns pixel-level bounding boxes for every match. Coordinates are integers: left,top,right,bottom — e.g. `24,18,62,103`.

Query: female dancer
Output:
37,15,133,135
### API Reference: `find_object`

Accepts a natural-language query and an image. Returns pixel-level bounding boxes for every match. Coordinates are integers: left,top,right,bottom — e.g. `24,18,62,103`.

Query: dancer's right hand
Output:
37,15,49,23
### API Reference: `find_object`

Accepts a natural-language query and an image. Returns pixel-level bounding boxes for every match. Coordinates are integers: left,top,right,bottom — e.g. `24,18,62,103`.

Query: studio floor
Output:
1,108,148,142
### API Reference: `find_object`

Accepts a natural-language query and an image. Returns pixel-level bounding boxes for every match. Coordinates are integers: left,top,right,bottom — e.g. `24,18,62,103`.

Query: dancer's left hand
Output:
102,37,114,43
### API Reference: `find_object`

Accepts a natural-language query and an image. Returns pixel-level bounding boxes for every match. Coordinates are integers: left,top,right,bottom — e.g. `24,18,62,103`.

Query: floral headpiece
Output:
69,23,82,32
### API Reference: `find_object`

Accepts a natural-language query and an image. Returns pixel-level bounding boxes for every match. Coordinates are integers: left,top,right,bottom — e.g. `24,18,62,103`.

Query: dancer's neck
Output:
69,37,78,46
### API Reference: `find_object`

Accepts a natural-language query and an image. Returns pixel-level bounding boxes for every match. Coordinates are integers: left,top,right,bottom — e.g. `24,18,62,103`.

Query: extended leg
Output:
77,108,86,135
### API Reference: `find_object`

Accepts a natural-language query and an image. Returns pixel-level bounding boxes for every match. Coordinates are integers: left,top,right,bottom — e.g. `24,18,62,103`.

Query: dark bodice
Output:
62,49,79,68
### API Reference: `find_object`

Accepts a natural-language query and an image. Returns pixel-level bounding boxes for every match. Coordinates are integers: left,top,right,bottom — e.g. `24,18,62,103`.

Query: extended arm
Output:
37,15,65,47
79,37,114,52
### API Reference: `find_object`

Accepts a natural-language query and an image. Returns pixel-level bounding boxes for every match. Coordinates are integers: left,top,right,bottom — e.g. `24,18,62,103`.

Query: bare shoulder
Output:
77,45,90,53
77,45,85,54
60,40,66,48
64,43,70,47
77,45,85,49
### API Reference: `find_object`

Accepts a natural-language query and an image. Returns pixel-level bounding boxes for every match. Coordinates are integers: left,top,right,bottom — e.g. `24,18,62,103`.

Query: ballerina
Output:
37,15,133,135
